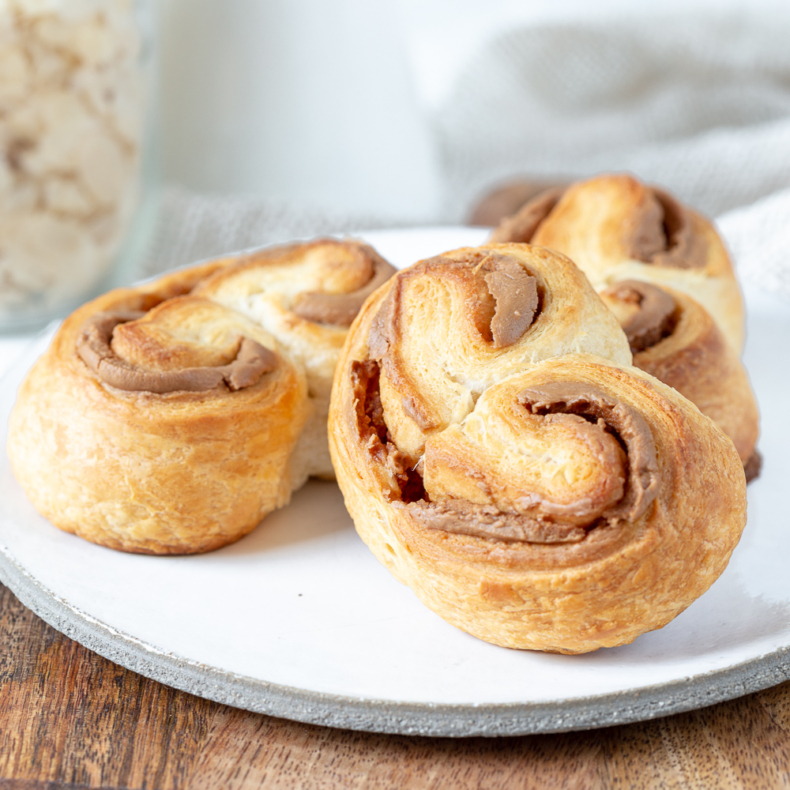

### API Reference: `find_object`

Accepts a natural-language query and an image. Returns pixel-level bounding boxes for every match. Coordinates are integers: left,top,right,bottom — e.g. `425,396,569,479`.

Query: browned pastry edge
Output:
489,179,706,270
292,243,397,326
601,281,759,473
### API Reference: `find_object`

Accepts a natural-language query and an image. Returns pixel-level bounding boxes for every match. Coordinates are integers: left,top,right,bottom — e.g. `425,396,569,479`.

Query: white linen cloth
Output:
142,6,790,298
432,9,790,220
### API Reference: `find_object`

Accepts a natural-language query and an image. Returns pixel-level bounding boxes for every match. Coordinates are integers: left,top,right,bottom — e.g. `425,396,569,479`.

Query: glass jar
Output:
0,0,158,332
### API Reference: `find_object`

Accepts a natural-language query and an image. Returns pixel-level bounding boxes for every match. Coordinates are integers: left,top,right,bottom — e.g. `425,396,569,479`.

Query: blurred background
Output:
158,0,790,214
152,0,790,272
2,0,790,329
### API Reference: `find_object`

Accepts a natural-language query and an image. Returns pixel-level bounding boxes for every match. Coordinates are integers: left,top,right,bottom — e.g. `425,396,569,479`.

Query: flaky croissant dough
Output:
8,239,396,554
491,174,759,474
600,280,759,472
490,174,745,352
329,243,747,653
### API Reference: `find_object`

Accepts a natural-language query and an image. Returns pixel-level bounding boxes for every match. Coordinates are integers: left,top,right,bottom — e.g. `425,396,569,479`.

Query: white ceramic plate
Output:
1,227,788,737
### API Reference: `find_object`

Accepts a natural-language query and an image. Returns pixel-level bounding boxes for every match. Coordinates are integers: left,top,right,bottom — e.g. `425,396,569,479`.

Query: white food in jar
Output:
0,0,143,312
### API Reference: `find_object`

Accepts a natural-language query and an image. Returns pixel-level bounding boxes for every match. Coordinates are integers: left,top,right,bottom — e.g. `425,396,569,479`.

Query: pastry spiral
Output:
490,174,745,352
329,243,747,653
491,174,759,476
8,238,396,554
600,280,760,476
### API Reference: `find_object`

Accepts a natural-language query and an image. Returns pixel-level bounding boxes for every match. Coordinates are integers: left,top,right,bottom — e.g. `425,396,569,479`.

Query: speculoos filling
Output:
351,359,426,502
354,332,659,544
77,311,277,393
293,245,397,327
627,188,706,269
603,280,679,354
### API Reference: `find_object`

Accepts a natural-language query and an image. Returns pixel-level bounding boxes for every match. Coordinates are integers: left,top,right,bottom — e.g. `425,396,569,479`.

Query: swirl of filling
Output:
601,280,678,354
352,360,660,544
627,188,706,270
491,180,707,270
517,382,659,523
76,311,278,393
368,251,541,434
292,244,398,326
602,281,761,483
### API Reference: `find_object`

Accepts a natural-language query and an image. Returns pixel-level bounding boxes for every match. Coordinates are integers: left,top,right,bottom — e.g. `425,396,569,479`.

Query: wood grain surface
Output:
0,582,789,790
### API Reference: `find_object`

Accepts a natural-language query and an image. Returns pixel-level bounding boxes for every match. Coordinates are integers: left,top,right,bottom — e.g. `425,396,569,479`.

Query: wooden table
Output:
1,584,789,789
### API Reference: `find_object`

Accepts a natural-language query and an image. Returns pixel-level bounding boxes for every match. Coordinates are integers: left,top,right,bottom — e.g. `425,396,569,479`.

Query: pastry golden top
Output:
8,237,397,555
491,174,745,351
329,241,747,652
363,243,631,460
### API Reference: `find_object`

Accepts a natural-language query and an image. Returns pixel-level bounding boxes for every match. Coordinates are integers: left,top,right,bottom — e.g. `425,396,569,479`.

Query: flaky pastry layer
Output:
491,174,745,353
329,244,747,653
8,238,396,554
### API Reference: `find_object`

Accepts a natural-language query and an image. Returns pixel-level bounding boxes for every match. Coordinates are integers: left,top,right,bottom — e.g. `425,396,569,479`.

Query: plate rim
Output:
1,541,788,737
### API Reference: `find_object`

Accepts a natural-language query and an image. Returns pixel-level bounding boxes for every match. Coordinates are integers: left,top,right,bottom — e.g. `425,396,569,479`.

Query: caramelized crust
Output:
491,174,745,353
330,244,746,653
601,283,759,467
8,238,396,554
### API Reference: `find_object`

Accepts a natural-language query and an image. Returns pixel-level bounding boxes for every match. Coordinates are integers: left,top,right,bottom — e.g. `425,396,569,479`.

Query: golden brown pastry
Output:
599,280,760,477
491,174,760,477
490,173,745,352
8,238,396,554
190,239,396,486
329,243,747,653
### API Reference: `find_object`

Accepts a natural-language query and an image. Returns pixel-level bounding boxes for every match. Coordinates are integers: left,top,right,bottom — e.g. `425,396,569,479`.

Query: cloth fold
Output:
433,10,790,220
